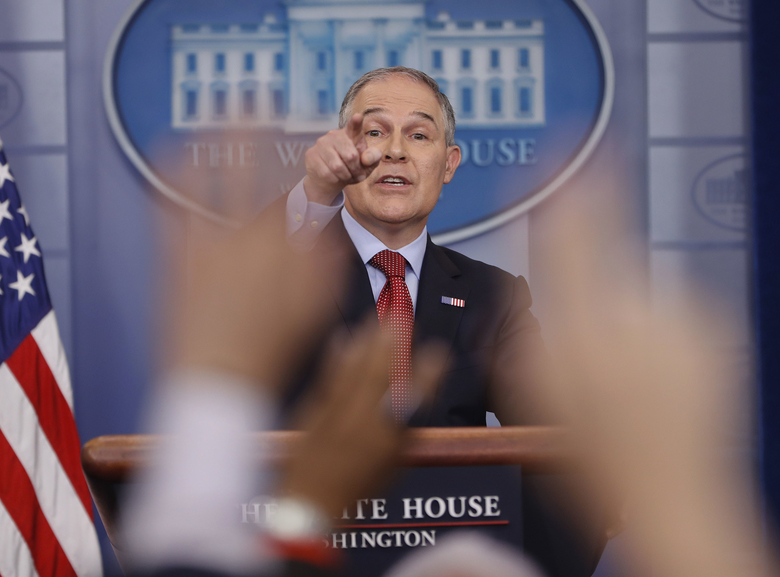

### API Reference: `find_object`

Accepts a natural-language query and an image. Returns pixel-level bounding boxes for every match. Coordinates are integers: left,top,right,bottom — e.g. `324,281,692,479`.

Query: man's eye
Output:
367,130,382,137
412,133,427,140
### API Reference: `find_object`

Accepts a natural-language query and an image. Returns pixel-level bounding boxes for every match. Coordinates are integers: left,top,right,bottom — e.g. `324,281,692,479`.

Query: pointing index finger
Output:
345,113,365,144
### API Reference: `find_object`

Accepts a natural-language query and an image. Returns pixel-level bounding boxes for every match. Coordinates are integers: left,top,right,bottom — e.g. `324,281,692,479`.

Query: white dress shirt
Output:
286,178,428,313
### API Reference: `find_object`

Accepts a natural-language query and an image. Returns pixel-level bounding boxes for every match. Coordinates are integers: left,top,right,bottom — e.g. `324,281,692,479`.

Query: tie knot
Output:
369,249,406,279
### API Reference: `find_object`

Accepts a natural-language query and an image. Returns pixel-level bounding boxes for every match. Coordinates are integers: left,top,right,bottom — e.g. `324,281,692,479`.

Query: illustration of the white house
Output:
170,0,546,133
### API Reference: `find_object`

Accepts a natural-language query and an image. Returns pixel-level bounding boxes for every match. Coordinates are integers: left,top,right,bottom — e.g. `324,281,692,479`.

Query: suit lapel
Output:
414,237,469,350
316,214,378,336
410,239,469,426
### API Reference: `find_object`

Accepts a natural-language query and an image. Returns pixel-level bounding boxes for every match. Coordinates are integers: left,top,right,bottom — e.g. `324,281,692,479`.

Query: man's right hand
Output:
303,113,382,205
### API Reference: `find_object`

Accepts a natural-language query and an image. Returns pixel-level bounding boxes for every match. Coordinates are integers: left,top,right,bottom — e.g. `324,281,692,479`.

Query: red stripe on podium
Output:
333,520,509,530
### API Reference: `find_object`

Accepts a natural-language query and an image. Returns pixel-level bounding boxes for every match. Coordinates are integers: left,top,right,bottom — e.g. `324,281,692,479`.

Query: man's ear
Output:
443,145,462,184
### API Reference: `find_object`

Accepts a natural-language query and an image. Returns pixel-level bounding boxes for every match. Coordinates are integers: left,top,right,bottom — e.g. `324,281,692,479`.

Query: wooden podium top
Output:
82,426,569,482
82,426,570,557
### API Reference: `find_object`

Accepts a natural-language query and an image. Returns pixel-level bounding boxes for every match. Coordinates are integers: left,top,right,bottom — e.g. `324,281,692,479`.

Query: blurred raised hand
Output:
530,185,770,577
159,131,346,392
281,324,447,518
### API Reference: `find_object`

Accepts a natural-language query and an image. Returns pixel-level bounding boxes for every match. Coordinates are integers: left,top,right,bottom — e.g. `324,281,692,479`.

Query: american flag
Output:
0,138,102,576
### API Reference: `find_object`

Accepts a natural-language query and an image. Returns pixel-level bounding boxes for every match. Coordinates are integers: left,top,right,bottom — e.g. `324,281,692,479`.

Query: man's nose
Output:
383,130,407,161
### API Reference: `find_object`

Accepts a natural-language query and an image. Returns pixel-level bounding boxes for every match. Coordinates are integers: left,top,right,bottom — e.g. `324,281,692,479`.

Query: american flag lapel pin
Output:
441,296,466,308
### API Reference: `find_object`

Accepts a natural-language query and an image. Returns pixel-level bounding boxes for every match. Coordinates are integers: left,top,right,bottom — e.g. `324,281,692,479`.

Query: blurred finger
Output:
411,342,449,408
175,130,261,226
328,322,392,411
289,330,352,430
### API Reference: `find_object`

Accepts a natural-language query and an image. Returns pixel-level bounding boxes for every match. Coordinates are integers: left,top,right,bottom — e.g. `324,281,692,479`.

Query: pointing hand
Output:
303,113,382,204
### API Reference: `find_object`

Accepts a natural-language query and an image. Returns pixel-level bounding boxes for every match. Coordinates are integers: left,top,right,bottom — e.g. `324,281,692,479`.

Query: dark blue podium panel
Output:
338,466,524,577
244,466,524,577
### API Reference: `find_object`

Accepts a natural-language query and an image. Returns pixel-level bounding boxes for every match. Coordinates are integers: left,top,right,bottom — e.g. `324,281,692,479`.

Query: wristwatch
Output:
265,497,330,541
265,498,340,568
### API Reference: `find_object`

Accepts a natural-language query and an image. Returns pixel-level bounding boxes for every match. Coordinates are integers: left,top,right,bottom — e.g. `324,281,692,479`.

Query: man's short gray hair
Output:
338,66,457,147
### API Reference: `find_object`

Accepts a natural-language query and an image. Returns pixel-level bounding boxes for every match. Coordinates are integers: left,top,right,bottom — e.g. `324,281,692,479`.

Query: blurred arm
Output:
488,274,550,427
122,198,345,576
488,276,613,577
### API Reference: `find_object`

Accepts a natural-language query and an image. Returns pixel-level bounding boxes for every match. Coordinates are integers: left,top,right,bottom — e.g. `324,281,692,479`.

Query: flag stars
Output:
0,237,10,258
9,270,35,301
17,205,29,226
0,200,13,224
15,233,40,263
0,161,14,188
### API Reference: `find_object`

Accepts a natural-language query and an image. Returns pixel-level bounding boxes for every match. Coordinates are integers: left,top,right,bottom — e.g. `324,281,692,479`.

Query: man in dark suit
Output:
279,67,603,576
282,66,544,427
291,218,542,428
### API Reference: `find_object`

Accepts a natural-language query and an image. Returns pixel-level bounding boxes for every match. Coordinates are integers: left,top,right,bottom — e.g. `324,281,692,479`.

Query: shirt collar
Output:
340,207,427,279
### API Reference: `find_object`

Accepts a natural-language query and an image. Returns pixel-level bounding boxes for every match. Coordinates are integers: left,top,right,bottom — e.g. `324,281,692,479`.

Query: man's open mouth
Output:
378,176,411,186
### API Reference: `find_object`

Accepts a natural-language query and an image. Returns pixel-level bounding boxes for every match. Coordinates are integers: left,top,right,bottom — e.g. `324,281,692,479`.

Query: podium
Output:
83,427,571,575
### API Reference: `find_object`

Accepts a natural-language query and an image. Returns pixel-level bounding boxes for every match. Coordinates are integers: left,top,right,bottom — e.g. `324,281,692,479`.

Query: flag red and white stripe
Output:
0,139,102,577
441,296,466,308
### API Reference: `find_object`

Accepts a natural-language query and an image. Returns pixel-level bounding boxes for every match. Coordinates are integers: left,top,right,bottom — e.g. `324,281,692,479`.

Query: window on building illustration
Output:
519,86,532,115
317,51,327,71
354,50,364,71
317,90,329,115
185,90,198,117
518,48,530,69
461,86,473,115
275,52,284,72
215,53,226,73
186,53,197,73
242,89,255,116
485,20,503,30
240,24,259,32
461,49,471,69
491,86,502,114
244,53,255,72
387,50,399,67
432,50,443,70
490,49,500,69
211,24,229,33
273,89,285,117
214,89,227,117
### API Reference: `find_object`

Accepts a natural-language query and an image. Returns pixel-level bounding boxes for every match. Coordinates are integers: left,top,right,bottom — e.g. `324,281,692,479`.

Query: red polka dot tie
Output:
369,250,414,423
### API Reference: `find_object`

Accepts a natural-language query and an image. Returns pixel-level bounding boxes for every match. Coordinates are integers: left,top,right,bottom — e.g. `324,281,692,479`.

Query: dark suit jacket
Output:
282,210,547,428
275,206,604,577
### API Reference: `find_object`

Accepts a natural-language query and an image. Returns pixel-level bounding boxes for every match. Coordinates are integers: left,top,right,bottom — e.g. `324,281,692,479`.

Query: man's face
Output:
343,75,461,240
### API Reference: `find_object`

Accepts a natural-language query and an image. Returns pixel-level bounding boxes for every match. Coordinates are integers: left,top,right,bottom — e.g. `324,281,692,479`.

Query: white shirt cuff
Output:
121,370,278,575
286,178,344,250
